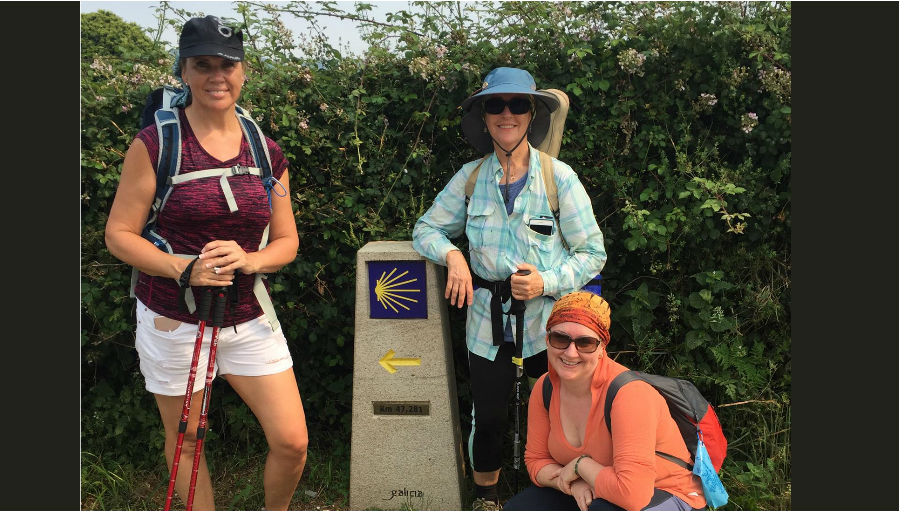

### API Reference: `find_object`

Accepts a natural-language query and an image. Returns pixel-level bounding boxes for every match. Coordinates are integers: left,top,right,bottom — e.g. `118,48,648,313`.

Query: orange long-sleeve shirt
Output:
524,357,706,511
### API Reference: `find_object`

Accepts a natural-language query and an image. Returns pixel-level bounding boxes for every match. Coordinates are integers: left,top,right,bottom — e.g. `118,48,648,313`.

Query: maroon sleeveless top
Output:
134,109,288,326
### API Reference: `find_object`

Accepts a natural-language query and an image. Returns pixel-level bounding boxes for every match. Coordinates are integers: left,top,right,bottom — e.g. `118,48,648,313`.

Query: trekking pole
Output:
509,268,530,495
164,288,213,511
185,286,228,511
512,358,523,494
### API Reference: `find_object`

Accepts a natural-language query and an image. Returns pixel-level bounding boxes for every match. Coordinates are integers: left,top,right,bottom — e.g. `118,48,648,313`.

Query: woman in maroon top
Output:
105,16,306,510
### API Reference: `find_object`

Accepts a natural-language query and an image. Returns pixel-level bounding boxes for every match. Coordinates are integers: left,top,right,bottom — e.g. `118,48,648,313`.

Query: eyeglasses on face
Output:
483,96,533,115
547,331,602,353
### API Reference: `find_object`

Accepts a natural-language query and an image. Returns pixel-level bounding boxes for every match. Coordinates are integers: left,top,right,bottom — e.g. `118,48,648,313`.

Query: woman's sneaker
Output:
471,497,502,511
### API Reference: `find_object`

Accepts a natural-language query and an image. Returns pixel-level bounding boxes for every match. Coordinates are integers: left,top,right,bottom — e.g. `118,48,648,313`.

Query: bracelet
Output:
573,454,590,478
178,257,200,288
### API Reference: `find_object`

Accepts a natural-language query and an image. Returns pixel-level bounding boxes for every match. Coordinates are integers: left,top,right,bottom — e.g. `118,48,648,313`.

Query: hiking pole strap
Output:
177,256,201,314
509,269,530,368
511,300,525,371
471,273,514,347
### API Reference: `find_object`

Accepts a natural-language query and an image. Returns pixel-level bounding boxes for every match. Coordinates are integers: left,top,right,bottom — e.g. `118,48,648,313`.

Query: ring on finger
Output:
213,267,220,274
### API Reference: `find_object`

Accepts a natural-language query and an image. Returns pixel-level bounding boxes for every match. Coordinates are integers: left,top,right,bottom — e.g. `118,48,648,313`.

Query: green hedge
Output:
82,2,791,508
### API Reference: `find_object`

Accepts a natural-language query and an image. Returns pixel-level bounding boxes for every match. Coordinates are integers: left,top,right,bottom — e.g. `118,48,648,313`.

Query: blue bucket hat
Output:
461,67,560,154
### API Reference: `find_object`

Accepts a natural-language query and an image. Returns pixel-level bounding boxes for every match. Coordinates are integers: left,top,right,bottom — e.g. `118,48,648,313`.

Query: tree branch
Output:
717,399,778,408
245,1,424,37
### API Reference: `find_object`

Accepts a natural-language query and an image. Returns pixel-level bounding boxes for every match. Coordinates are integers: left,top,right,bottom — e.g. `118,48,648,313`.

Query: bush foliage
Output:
82,2,791,508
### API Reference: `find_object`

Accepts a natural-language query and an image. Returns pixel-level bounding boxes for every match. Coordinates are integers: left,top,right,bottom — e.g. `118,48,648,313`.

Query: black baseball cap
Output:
179,15,244,61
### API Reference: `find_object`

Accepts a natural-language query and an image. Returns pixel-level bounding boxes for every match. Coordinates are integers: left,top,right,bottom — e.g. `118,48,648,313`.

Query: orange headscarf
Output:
545,291,611,347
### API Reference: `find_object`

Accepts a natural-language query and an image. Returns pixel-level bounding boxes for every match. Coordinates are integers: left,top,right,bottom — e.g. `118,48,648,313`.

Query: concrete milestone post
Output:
350,241,466,511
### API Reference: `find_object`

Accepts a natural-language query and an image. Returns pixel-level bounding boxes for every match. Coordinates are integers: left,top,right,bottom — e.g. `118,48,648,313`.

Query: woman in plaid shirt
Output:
413,67,606,510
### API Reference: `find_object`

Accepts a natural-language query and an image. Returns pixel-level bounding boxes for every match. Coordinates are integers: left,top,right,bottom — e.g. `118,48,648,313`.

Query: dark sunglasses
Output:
483,96,533,115
547,331,602,353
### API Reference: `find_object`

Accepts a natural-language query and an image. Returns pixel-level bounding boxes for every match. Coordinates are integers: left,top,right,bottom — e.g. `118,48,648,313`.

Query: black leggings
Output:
503,486,701,511
467,342,547,473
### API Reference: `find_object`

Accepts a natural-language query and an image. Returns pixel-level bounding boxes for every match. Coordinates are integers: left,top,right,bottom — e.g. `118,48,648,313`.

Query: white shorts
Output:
134,300,294,396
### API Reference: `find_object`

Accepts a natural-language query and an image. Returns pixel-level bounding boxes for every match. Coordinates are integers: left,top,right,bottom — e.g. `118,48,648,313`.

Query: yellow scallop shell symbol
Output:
374,268,420,313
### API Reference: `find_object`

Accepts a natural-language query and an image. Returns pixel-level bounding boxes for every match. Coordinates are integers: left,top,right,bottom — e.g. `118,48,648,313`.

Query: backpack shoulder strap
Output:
153,106,182,204
235,105,273,180
538,150,570,251
538,150,558,215
130,104,182,298
604,370,640,433
464,153,492,204
235,105,282,332
542,374,553,411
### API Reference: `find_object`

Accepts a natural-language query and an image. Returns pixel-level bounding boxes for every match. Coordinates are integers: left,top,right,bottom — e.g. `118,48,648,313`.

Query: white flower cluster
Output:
699,93,718,107
90,58,113,74
741,112,759,134
406,45,456,89
729,66,748,86
758,67,791,103
617,48,647,76
408,56,431,81
297,111,310,130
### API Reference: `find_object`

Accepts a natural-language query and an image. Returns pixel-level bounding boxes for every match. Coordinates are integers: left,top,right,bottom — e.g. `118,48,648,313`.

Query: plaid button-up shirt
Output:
412,146,607,361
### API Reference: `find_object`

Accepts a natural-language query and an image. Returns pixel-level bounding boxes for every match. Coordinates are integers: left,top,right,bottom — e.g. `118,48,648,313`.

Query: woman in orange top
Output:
504,292,706,511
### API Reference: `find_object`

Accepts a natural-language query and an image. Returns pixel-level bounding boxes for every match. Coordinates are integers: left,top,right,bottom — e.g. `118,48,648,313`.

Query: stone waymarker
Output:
350,241,465,511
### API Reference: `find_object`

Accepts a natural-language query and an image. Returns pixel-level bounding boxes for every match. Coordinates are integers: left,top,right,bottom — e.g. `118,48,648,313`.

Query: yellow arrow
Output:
379,349,421,374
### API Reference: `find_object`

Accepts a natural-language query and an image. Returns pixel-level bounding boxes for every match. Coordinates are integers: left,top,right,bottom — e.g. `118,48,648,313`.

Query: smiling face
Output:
181,55,244,111
546,321,603,383
482,93,533,150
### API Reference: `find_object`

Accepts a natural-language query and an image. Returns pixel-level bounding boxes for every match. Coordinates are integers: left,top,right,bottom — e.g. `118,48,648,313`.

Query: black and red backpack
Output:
542,370,728,472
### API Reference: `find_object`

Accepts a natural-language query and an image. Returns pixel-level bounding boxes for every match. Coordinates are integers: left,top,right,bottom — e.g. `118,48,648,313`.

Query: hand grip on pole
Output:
513,436,520,469
197,287,213,323
212,289,227,327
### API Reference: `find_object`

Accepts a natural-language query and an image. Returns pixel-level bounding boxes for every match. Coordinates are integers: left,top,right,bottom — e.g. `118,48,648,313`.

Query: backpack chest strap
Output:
169,165,264,213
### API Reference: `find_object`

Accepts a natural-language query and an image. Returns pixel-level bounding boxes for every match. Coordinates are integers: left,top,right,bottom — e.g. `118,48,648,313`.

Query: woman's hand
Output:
510,263,543,300
199,240,256,275
445,250,474,308
570,480,595,511
188,256,235,287
557,455,587,495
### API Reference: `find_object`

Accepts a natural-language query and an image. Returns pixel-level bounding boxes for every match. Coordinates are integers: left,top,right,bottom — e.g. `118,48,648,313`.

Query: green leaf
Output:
685,329,707,350
688,292,705,309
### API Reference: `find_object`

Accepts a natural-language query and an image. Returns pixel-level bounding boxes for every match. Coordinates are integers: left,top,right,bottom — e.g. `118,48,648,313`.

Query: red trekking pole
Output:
163,288,213,511
185,286,228,511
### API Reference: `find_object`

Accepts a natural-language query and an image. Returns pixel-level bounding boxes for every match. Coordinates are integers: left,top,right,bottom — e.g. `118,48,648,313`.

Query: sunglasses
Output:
547,331,602,353
483,96,533,115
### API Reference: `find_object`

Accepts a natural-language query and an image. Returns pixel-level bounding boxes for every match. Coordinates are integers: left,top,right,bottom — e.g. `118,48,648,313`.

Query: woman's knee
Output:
501,493,527,511
473,405,508,433
270,428,308,459
504,486,569,511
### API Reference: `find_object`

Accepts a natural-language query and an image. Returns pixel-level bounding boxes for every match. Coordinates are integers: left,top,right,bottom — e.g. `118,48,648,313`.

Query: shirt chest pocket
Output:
524,220,562,271
465,201,496,250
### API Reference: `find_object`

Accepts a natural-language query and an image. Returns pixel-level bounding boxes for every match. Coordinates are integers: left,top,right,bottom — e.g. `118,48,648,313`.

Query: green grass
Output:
81,396,790,511
81,434,352,511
